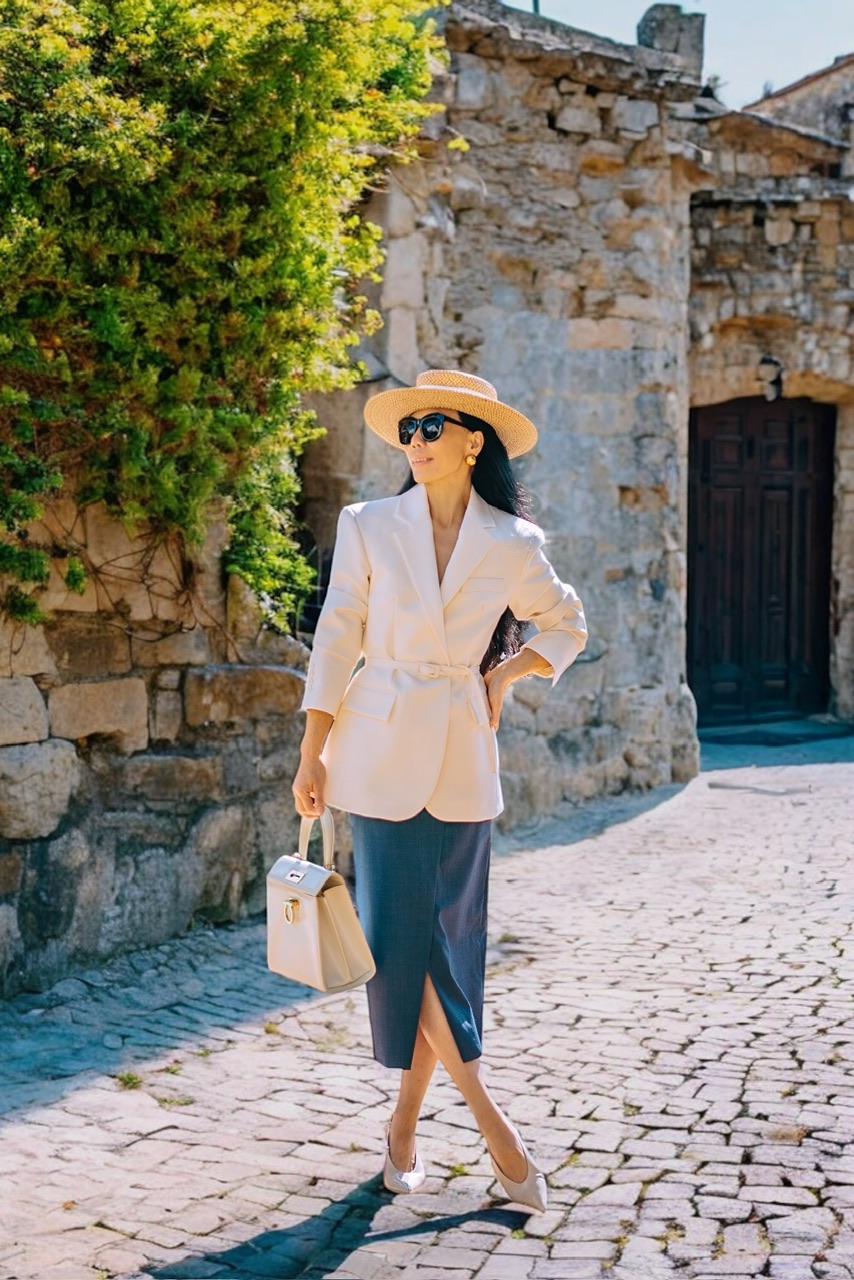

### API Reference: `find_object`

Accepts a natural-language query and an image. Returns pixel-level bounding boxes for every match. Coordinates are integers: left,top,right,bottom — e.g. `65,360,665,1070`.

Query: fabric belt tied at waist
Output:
362,659,485,708
362,658,492,732
363,657,482,685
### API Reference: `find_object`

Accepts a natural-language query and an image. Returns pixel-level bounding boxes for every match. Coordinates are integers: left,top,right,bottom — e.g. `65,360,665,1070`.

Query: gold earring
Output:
466,454,476,467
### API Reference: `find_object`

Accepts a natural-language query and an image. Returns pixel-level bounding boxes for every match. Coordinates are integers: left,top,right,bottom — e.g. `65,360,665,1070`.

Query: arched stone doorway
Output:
687,396,835,724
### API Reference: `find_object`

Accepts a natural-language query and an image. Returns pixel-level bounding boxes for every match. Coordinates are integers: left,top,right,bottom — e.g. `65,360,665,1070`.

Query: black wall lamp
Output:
758,354,784,402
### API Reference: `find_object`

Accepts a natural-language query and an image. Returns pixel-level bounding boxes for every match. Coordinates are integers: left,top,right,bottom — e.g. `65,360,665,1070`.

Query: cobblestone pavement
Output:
2,741,854,1280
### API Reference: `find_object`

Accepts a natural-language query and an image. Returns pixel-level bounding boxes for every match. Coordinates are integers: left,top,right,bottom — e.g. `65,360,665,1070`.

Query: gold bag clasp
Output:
283,898,299,925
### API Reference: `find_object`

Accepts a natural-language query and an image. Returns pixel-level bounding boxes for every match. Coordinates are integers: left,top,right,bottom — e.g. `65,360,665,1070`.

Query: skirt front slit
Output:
349,809,491,1070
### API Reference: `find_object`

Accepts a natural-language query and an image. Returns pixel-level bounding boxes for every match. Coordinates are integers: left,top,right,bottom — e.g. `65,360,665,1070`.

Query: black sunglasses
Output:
398,412,466,445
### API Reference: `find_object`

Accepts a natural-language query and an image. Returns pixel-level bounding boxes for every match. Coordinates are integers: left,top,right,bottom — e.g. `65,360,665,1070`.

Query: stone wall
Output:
303,0,709,825
0,498,329,997
743,55,854,152
688,107,854,716
5,2,853,993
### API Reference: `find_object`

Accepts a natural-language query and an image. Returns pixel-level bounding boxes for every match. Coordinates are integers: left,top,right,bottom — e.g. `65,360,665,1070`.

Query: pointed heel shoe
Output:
383,1119,426,1194
488,1128,548,1213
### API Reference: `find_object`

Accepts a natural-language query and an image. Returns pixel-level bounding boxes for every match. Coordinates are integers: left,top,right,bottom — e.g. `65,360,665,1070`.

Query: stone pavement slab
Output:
1,747,853,1280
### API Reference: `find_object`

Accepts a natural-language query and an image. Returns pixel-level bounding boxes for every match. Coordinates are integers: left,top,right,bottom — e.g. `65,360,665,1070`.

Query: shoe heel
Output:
488,1127,548,1213
383,1119,426,1195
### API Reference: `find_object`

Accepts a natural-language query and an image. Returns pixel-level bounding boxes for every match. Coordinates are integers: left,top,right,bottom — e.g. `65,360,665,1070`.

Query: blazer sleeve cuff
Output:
300,647,356,717
521,628,586,687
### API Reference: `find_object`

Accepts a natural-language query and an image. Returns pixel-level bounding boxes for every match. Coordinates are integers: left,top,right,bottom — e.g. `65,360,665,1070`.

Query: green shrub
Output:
0,0,444,626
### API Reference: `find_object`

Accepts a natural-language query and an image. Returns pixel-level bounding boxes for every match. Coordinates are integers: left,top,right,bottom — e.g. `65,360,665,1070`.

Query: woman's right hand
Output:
293,710,334,817
292,754,327,818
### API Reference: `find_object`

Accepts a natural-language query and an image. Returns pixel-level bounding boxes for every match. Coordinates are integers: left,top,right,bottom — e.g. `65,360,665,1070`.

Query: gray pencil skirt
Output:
349,809,492,1070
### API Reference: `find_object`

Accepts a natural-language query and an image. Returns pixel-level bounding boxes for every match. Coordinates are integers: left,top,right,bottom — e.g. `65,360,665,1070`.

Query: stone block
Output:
44,615,132,678
382,307,419,385
380,234,424,310
37,562,100,613
0,739,82,839
510,676,551,712
0,852,23,897
449,171,487,212
191,805,256,921
553,104,601,136
36,504,187,624
637,5,705,76
188,508,228,627
670,683,699,781
0,619,57,679
612,97,659,136
256,793,299,859
816,216,839,246
383,177,417,237
454,53,496,110
129,626,211,668
26,494,85,546
0,676,49,745
97,841,198,955
579,150,625,178
118,568,188,624
226,574,264,647
0,903,22,988
119,754,222,803
569,318,634,350
150,689,183,742
614,293,665,322
184,665,303,727
765,217,795,246
534,695,590,736
83,501,145,565
227,626,308,669
18,828,90,950
623,741,672,790
498,730,564,826
49,677,149,754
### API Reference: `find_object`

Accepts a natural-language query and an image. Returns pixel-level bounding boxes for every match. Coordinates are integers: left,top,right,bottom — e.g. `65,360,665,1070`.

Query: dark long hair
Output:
397,411,532,674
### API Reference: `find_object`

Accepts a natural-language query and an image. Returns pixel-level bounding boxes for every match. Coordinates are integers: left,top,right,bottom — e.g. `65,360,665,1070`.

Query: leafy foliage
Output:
0,0,444,624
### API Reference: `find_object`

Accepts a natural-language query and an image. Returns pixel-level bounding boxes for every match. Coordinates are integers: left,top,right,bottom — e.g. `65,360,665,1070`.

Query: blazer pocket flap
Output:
461,577,505,593
342,683,396,721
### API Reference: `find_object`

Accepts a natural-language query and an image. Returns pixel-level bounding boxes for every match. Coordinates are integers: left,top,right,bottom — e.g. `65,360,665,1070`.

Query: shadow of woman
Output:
146,1175,528,1279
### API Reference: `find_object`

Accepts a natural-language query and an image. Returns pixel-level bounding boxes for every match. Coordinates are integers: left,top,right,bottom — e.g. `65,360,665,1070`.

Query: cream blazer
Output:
301,482,587,822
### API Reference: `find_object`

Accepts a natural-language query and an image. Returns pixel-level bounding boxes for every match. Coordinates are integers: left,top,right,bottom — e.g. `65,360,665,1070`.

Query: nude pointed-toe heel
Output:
383,1119,426,1194
488,1128,548,1213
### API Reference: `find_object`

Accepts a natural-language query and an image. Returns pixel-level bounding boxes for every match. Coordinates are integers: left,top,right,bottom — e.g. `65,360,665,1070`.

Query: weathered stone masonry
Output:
303,1,711,825
0,500,322,996
303,1,854,804
688,96,854,717
4,3,853,994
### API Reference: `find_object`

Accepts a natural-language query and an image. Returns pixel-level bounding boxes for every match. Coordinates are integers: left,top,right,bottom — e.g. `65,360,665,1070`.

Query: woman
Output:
292,370,587,1211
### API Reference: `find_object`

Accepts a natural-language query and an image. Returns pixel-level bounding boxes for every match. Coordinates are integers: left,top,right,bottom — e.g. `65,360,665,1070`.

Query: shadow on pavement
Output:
492,782,686,856
7,729,850,1123
0,920,322,1121
700,732,854,773
146,1177,525,1280
493,722,854,857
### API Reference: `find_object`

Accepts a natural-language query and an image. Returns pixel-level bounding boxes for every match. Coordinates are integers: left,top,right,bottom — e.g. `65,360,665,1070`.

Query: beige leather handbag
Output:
267,810,376,993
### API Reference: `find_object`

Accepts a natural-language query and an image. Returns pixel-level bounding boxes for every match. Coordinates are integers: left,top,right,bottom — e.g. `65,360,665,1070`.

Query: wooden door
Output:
687,397,835,725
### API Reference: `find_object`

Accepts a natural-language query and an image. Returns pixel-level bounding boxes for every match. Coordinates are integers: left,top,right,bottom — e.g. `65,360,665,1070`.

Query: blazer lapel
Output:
393,485,448,658
439,487,498,607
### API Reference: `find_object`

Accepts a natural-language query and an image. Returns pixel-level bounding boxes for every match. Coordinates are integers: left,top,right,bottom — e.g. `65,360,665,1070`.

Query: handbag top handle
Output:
298,809,336,869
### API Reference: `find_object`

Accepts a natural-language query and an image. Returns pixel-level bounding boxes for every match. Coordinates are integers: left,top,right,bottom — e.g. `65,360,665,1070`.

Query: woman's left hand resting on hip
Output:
483,649,554,730
293,709,334,817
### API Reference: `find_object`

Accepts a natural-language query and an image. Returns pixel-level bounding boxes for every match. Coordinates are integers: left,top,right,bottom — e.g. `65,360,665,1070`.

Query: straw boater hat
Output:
364,370,538,459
